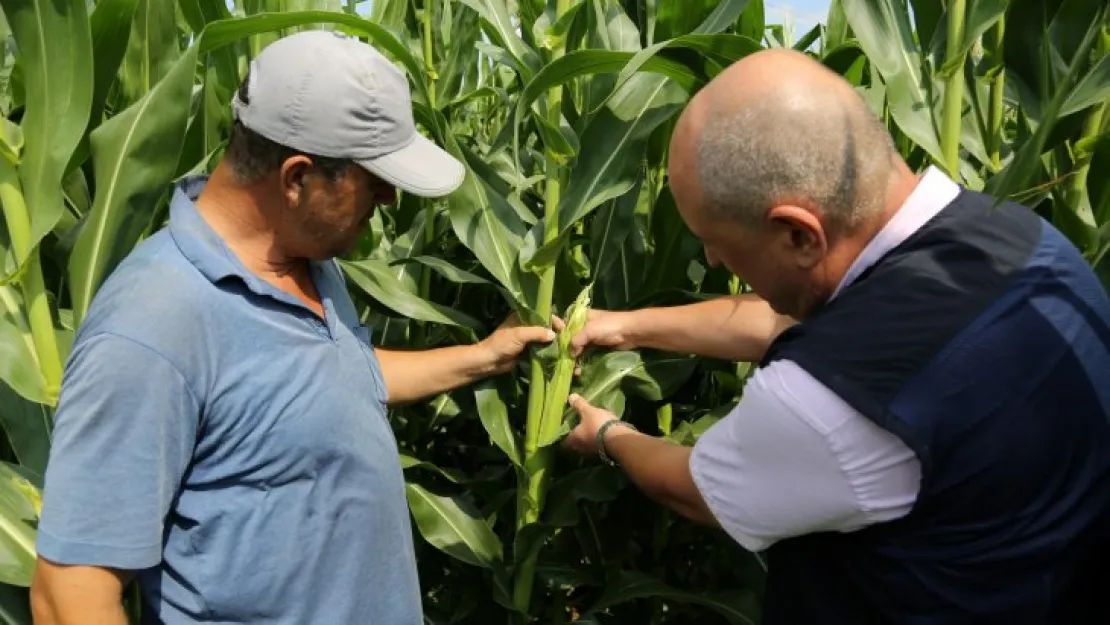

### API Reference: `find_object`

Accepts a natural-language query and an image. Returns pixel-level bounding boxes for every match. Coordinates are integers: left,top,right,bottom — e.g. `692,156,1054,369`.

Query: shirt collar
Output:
169,174,249,285
167,175,334,303
829,166,962,301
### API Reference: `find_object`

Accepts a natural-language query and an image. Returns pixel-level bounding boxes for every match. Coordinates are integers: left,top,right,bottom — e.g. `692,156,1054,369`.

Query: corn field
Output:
0,0,1108,622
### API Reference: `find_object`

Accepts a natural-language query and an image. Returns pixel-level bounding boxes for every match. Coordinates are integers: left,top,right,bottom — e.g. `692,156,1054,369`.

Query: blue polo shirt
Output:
36,176,422,624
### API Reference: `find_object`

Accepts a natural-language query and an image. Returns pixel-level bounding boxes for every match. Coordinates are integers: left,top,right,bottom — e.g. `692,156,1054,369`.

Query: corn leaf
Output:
341,259,485,332
370,0,408,29
68,44,200,325
590,176,641,279
456,0,542,79
0,288,46,407
119,0,181,105
89,0,141,130
520,73,687,272
841,0,944,164
475,382,522,467
1060,55,1110,118
0,383,51,477
986,5,1108,199
0,0,94,267
197,10,428,105
395,256,493,286
0,464,37,587
404,482,503,568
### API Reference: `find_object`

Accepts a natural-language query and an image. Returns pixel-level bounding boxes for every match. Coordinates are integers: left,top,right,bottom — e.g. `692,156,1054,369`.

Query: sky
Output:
765,0,832,41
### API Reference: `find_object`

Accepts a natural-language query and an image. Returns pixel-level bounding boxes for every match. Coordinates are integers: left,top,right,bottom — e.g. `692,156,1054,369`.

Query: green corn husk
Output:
535,283,592,449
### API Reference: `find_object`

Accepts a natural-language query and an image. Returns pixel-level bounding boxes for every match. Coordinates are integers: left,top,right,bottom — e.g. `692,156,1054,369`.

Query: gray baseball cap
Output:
231,30,465,198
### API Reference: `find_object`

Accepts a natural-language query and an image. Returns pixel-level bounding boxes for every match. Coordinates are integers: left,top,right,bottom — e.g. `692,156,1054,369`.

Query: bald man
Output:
563,49,1110,623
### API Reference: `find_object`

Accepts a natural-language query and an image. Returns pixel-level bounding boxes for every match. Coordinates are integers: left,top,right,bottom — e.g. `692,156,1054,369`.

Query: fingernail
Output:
567,394,580,404
546,330,557,340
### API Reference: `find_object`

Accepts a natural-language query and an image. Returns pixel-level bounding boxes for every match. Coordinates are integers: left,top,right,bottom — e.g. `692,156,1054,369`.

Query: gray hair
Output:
223,71,353,184
695,86,896,235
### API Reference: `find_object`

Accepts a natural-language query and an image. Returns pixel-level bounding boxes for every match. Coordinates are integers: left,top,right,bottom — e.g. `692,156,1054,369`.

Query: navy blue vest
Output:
758,189,1110,624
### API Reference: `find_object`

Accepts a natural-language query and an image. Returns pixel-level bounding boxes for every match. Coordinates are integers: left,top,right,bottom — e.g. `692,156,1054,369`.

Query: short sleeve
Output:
688,359,920,552
36,332,201,570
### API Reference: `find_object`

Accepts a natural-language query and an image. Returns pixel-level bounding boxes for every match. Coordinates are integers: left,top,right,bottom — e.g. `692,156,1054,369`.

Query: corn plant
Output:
1,0,1109,624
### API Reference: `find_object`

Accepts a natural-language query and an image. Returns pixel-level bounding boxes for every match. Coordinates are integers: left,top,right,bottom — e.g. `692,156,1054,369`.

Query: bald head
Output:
671,49,898,236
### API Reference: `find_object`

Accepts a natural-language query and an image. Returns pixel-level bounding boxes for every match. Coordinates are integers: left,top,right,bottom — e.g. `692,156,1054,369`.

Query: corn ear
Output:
535,284,592,449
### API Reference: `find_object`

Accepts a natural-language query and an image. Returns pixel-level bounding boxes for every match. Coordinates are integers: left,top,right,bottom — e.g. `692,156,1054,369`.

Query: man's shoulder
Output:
76,229,214,358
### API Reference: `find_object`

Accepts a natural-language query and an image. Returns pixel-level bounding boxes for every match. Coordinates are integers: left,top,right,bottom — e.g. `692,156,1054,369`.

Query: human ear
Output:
767,205,827,269
279,155,314,208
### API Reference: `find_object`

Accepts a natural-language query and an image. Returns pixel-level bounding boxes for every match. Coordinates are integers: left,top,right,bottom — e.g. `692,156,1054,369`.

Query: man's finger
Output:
569,327,593,356
567,393,597,414
514,326,558,344
551,316,566,332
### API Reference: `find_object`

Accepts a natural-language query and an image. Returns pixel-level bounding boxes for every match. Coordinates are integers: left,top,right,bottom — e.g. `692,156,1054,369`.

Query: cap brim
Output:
358,133,465,198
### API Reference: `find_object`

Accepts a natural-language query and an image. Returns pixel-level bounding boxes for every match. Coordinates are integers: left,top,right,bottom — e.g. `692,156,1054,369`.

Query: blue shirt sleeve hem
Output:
35,527,161,571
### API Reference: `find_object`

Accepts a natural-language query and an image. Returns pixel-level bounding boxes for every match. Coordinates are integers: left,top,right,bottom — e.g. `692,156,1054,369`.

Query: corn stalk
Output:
941,0,968,178
0,157,62,404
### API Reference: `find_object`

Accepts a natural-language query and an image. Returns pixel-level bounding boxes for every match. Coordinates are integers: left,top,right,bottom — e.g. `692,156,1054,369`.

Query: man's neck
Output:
815,164,924,303
194,166,307,281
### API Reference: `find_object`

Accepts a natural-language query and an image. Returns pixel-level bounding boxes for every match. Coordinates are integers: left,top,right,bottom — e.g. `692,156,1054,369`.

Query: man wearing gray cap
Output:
29,31,555,624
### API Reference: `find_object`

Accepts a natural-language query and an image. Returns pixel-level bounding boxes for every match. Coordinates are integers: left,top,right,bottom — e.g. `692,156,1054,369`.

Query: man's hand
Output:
564,393,630,455
569,310,640,357
376,312,560,404
477,312,561,375
562,394,719,527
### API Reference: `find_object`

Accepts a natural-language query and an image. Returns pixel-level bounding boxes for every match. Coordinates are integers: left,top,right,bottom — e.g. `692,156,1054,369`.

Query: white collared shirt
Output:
688,166,961,552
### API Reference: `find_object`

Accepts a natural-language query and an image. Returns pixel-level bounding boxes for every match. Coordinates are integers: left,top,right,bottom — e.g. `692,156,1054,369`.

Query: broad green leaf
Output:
474,382,521,466
0,379,51,477
692,0,750,34
516,48,702,119
0,288,46,406
69,44,200,326
645,189,699,296
824,0,850,51
736,0,765,44
398,453,465,483
404,482,502,568
656,0,748,40
794,23,823,52
0,318,47,407
89,0,141,128
623,353,699,401
439,134,534,310
456,0,542,79
590,176,641,278
340,259,485,332
937,0,1010,78
178,0,233,33
987,5,1108,200
543,466,625,527
119,0,181,105
0,463,37,587
394,256,493,285
197,10,429,106
1060,55,1110,118
370,0,408,29
841,0,944,164
0,0,94,267
576,350,645,405
583,570,760,625
521,74,687,271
